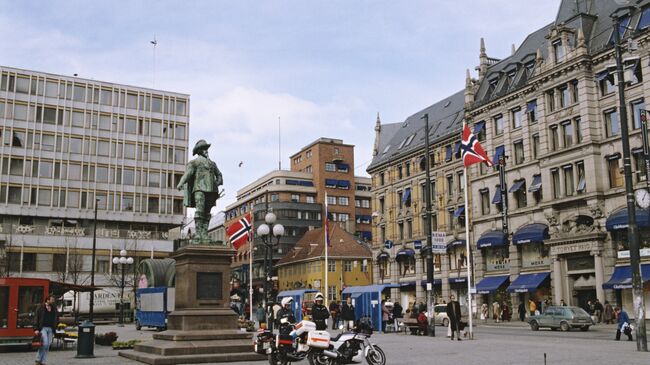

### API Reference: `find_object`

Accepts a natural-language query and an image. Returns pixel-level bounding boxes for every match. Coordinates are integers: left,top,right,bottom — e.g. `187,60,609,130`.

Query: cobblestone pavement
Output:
1,322,648,365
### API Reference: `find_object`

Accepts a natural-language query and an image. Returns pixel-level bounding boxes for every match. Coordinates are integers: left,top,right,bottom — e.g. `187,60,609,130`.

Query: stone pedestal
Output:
120,245,264,364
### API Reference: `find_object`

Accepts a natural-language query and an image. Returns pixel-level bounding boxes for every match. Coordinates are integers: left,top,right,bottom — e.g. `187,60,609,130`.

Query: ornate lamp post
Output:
256,212,284,327
112,249,134,327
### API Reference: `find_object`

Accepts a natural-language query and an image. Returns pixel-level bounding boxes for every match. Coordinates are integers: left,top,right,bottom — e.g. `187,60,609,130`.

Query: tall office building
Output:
0,65,189,314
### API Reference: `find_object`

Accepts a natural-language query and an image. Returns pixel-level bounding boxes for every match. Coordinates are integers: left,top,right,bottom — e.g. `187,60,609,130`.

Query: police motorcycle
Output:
307,317,386,365
255,297,331,365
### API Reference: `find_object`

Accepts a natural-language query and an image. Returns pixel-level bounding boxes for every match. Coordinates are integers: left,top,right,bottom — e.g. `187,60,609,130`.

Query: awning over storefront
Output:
605,207,650,231
477,230,507,248
512,223,549,245
603,264,650,289
449,277,467,284
400,281,416,287
395,248,415,261
476,275,510,294
420,279,443,286
376,251,389,260
507,272,550,293
446,240,466,250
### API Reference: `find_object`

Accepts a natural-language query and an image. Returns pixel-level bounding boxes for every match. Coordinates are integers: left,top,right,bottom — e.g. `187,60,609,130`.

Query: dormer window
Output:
487,77,499,95
553,39,564,63
524,61,536,77
610,15,631,44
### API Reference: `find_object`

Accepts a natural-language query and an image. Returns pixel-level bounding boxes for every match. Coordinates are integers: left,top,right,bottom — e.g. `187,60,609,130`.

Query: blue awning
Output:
337,163,349,171
476,275,510,294
493,145,505,164
376,252,389,260
477,230,507,248
512,223,549,245
453,206,465,218
507,272,550,293
603,264,650,289
402,188,411,204
526,100,537,113
528,175,542,192
474,121,486,134
595,70,610,82
396,248,415,260
337,180,350,188
420,279,442,286
445,145,453,161
277,289,318,298
509,180,525,193
300,181,314,187
492,188,502,204
449,277,467,284
400,281,416,287
605,207,650,231
325,178,337,186
342,284,399,295
446,240,466,250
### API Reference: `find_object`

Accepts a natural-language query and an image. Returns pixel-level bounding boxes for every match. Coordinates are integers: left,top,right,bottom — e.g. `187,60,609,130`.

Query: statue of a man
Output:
176,140,223,243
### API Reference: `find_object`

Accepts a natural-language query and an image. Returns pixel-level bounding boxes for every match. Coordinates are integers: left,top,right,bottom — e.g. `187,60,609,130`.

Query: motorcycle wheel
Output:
269,352,280,365
365,345,386,365
308,351,333,365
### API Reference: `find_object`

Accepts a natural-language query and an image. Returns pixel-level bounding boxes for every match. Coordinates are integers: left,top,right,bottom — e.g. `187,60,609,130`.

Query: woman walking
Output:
35,295,58,365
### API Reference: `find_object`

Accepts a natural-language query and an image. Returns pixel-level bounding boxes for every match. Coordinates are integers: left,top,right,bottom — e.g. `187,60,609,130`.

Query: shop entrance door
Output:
576,289,596,311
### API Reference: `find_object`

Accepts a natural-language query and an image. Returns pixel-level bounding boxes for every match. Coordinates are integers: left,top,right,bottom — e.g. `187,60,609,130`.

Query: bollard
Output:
75,320,95,358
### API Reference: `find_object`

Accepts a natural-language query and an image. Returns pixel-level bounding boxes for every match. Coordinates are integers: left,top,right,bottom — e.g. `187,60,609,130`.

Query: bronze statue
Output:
177,140,223,244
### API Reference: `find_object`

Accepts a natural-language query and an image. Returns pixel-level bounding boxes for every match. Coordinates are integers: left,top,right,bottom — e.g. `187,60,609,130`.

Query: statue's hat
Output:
192,139,211,155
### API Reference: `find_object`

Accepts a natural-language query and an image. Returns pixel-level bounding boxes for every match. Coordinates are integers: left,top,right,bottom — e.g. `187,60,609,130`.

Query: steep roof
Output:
367,89,465,172
277,224,372,266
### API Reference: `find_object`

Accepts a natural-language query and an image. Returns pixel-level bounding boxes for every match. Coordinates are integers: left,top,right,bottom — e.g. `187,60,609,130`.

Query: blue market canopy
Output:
477,230,507,248
605,207,650,231
603,264,650,289
507,272,550,293
446,239,466,250
512,223,549,245
476,275,509,294
395,248,415,261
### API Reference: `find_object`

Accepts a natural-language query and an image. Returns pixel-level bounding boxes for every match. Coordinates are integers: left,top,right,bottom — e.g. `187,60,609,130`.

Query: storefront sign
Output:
522,243,550,268
617,248,650,259
549,242,594,256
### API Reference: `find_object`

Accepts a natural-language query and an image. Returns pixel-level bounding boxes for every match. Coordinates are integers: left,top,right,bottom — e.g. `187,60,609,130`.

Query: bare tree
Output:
0,228,14,278
54,239,87,320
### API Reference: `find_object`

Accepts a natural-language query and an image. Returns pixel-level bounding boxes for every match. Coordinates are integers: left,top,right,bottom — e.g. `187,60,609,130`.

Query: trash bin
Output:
75,320,95,358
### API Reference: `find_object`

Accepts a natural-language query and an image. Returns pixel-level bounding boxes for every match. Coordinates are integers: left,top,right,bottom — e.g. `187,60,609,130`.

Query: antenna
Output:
278,116,282,170
150,35,158,88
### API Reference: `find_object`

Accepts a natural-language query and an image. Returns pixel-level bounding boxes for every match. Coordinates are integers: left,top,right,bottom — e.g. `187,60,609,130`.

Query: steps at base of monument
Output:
119,349,266,365
153,329,253,341
135,339,252,356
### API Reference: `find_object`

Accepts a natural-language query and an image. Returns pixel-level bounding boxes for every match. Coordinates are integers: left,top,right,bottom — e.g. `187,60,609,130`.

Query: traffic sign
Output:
384,240,393,249
414,240,422,250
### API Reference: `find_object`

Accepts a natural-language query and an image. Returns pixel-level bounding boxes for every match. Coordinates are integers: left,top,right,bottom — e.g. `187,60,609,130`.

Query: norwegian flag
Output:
461,124,493,167
227,213,252,250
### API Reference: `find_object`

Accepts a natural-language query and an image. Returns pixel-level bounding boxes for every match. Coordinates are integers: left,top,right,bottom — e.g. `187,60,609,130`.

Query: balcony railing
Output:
0,223,170,240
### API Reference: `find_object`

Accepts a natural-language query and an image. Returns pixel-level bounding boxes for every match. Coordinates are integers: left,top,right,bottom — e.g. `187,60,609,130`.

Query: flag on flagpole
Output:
324,194,331,246
461,124,493,167
226,212,252,250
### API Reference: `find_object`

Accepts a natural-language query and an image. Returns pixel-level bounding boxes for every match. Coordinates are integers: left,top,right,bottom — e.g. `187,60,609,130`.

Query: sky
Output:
0,0,561,212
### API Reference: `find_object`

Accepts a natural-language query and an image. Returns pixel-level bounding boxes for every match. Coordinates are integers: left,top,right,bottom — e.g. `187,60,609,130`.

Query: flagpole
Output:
249,212,254,322
324,192,329,304
463,165,473,339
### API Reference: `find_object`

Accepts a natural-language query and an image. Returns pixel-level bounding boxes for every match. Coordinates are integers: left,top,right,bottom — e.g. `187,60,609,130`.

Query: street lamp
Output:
112,249,134,327
257,211,284,327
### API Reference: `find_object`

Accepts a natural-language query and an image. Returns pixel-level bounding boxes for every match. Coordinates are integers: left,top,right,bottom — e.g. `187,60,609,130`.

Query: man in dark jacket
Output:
35,294,58,365
311,293,330,330
341,297,356,331
329,300,340,329
275,297,296,334
446,295,462,341
615,307,633,341
518,301,526,322
392,302,403,330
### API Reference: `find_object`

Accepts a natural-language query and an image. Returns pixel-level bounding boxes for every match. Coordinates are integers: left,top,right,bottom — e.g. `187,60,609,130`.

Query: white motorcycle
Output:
266,318,331,365
307,319,386,365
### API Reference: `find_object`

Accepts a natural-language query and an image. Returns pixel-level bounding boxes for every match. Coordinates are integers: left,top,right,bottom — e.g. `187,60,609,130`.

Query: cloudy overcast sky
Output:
0,0,561,212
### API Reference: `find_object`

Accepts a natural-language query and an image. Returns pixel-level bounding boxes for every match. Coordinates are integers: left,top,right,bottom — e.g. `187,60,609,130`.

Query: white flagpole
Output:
463,166,474,338
324,192,329,303
249,213,254,322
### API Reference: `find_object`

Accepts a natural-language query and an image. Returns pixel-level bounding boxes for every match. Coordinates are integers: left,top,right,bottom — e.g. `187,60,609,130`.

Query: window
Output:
563,165,574,196
445,145,453,162
397,165,403,179
600,73,616,96
291,194,299,203
514,140,524,165
406,219,412,238
446,174,453,196
550,125,559,151
511,108,522,129
379,172,385,185
123,169,135,185
553,39,564,63
12,131,25,147
69,137,82,153
327,195,336,205
328,286,337,301
122,195,134,211
96,166,109,183
38,188,51,206
561,121,573,148
605,109,620,137
551,168,561,199
513,180,527,208
39,161,52,178
480,189,490,215
67,191,79,208
8,186,22,204
10,158,23,175
570,80,579,103
532,134,540,159
457,171,464,193
148,197,159,213
379,197,385,213
494,115,504,135
328,261,336,272
577,161,586,193
559,85,570,108
325,163,336,172
344,261,352,272
626,60,643,85
398,222,404,240
306,195,315,204
405,162,410,177
15,77,30,93
546,90,555,112
338,196,349,205
270,193,279,202
97,140,109,156
608,156,623,188
631,99,646,130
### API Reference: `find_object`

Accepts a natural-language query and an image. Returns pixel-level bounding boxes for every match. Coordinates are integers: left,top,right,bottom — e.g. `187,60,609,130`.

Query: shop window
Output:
16,286,43,328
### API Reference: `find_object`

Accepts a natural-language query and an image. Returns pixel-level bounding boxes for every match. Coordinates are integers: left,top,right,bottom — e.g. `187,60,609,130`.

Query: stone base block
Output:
119,349,265,365
167,309,238,331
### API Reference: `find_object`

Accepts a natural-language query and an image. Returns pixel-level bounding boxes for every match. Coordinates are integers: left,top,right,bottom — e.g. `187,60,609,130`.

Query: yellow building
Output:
277,224,373,302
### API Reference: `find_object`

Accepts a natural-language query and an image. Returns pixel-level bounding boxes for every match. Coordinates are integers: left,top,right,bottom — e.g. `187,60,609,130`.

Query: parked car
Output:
528,306,594,332
433,304,469,327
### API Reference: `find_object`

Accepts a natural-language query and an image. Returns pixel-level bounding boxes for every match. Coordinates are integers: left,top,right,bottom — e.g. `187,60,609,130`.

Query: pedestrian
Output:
518,301,526,322
492,301,501,323
411,302,419,317
417,311,428,336
311,293,330,331
528,299,537,316
560,299,567,306
34,294,59,365
594,299,604,323
329,300,340,329
614,307,633,341
501,303,511,322
604,301,614,325
480,303,488,323
256,303,266,329
446,294,462,341
392,302,403,331
419,301,427,313
381,301,391,333
341,297,356,331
